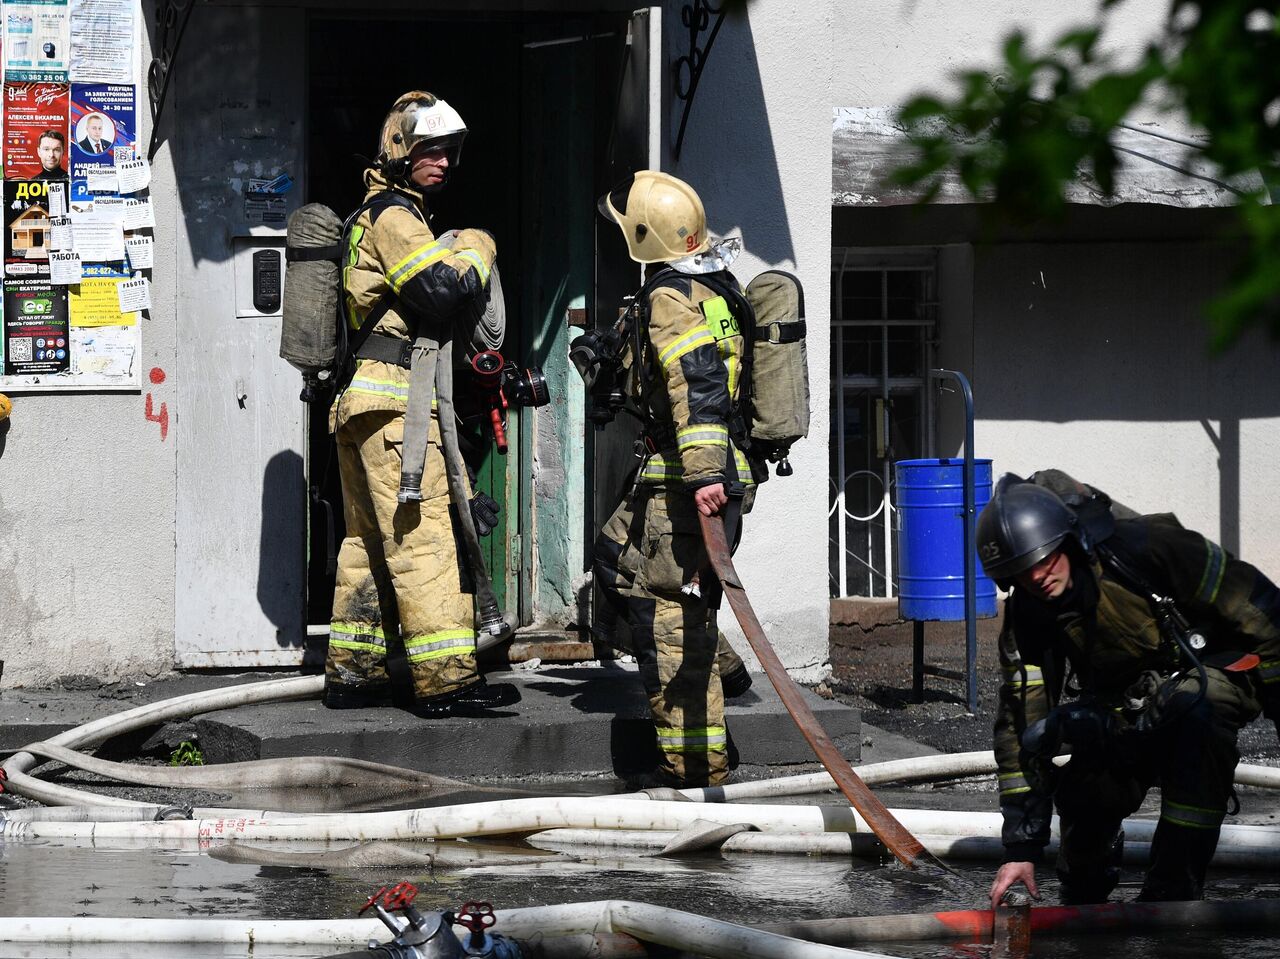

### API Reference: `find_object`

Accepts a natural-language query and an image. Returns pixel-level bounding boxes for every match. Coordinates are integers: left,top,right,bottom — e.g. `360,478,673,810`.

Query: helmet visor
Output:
394,100,466,165
597,176,634,222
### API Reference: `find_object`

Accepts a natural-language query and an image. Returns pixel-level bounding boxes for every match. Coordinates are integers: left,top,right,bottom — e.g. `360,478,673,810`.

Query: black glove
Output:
470,492,501,537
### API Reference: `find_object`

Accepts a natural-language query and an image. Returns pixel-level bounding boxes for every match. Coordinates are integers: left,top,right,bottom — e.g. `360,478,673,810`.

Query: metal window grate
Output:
829,250,938,599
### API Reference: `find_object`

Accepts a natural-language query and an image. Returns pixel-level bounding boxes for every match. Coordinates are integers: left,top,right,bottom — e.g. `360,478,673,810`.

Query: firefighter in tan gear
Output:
592,171,756,788
324,91,518,718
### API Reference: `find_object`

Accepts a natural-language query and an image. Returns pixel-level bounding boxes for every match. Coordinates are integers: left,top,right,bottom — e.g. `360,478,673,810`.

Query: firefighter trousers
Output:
1053,666,1261,902
593,486,739,787
326,409,479,703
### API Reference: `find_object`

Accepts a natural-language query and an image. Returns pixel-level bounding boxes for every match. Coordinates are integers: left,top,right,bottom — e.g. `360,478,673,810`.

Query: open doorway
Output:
303,11,644,631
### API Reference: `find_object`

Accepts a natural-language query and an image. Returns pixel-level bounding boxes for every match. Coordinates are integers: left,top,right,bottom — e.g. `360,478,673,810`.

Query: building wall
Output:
0,0,176,688
971,239,1280,575
665,1,836,679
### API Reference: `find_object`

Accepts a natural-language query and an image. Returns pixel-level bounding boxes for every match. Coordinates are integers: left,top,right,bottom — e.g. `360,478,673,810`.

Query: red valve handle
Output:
455,901,496,933
383,882,419,910
359,881,418,915
359,886,389,915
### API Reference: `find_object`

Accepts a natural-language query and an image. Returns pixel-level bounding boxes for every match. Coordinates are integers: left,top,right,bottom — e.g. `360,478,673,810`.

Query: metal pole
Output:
929,369,978,715
912,620,925,704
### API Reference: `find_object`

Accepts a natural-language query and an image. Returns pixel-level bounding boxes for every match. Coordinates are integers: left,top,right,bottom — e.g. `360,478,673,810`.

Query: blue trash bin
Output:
895,458,998,621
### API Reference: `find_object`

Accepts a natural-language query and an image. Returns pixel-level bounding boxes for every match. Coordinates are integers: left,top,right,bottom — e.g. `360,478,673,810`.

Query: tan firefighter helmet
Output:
376,91,467,184
597,171,710,263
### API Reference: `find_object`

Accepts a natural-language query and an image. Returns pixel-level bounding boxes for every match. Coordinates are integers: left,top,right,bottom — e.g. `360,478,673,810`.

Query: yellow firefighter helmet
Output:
597,171,710,263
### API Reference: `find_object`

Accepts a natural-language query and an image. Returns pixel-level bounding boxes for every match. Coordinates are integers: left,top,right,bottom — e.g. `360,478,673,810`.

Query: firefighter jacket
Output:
332,169,496,430
630,271,755,492
994,513,1280,863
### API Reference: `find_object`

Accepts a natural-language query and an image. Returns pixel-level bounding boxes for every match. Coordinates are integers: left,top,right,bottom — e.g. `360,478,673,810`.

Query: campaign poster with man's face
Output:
69,82,135,205
3,82,70,180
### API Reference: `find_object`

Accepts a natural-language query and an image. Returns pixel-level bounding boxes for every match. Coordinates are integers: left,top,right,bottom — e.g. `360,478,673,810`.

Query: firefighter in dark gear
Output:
982,472,1280,906
324,91,518,718
592,171,757,788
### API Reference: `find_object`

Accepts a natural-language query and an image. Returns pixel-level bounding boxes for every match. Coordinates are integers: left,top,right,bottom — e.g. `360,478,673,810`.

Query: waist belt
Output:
356,333,413,369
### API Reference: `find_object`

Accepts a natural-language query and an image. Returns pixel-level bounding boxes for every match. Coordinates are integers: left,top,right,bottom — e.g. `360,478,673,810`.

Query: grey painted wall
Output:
663,0,835,680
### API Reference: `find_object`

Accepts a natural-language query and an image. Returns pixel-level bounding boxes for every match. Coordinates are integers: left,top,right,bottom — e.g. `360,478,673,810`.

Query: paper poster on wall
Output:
67,80,132,204
3,278,68,376
70,320,133,380
69,260,133,324
69,0,132,84
2,81,68,180
3,178,54,278
3,0,71,82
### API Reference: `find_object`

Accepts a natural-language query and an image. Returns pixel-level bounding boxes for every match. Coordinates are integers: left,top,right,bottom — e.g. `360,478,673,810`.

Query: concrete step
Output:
0,666,860,783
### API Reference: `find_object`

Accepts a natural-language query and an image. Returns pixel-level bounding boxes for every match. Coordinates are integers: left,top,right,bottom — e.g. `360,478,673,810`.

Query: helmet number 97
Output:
685,232,699,252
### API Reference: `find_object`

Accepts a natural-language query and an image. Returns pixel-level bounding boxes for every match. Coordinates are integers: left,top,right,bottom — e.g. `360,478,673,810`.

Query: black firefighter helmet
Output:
977,479,1082,584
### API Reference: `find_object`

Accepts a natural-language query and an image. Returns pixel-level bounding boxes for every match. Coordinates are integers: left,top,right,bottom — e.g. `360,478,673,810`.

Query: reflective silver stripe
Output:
656,726,728,752
1002,665,1044,688
999,771,1030,796
1195,538,1227,604
1161,798,1224,830
677,424,729,449
347,377,410,402
658,327,716,368
638,455,684,482
328,623,388,654
387,242,451,291
404,629,477,663
453,248,490,283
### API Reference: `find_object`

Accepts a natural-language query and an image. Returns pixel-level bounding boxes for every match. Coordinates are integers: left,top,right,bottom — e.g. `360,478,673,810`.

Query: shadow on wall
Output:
669,9,795,268
258,448,306,648
0,419,8,459
954,238,1275,559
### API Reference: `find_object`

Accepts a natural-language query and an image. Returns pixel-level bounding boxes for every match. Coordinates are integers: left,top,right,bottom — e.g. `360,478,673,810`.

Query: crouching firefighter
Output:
323,91,519,718
981,473,1280,906
575,171,770,789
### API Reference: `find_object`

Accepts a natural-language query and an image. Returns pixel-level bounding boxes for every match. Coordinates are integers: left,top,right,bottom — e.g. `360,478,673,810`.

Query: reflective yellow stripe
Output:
1161,798,1224,830
677,424,729,449
732,447,755,486
453,248,490,284
724,345,740,395
639,454,684,482
658,327,716,369
1002,665,1044,688
405,629,476,663
1259,659,1280,684
328,622,388,654
1195,538,1226,604
656,725,728,752
999,771,1030,796
387,242,451,292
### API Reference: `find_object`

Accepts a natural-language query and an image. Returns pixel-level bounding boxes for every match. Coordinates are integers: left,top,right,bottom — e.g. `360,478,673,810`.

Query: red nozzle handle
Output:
489,406,508,454
455,901,496,934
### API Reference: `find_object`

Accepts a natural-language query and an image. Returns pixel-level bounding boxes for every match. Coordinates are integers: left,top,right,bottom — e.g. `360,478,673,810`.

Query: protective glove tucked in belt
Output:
470,492,501,537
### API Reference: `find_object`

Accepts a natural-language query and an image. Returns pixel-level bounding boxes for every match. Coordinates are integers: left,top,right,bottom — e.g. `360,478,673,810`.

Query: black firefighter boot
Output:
1137,819,1219,901
323,680,394,710
1056,823,1125,905
409,677,521,719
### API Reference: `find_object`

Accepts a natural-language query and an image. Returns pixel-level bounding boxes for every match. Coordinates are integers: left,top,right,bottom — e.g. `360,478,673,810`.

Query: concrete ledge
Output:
0,666,859,782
